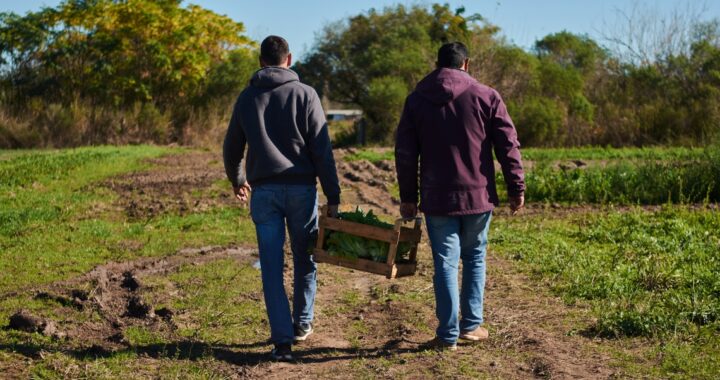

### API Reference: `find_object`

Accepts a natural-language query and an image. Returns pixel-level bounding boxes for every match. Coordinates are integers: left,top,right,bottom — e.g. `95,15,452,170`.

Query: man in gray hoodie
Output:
223,35,341,361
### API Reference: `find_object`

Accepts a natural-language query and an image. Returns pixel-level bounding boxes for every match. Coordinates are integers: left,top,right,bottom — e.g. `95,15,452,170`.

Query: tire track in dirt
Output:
7,246,257,356
103,150,234,220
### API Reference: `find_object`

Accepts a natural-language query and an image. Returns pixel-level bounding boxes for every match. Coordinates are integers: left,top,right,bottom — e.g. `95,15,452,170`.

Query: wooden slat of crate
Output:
399,226,422,243
394,261,418,277
322,217,399,243
315,208,422,279
313,249,417,278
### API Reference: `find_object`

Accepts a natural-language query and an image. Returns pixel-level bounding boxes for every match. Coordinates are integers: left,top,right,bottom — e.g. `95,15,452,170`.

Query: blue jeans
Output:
425,212,492,344
250,184,318,345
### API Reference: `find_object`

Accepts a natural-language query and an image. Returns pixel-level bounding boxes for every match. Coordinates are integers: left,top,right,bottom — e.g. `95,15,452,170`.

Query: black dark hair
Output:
437,42,468,69
260,35,290,66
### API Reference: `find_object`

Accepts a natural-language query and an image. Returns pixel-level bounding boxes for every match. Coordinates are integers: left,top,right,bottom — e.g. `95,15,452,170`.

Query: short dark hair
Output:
437,42,468,68
260,35,290,66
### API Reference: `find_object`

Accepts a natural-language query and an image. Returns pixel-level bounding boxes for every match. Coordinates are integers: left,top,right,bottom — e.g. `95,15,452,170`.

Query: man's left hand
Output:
233,183,252,203
326,204,339,218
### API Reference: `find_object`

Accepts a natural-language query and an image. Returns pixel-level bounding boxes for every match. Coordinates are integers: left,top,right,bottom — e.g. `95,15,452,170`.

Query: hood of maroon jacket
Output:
395,68,525,216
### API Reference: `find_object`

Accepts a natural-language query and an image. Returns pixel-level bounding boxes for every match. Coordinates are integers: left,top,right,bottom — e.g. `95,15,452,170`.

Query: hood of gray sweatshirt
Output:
223,67,341,204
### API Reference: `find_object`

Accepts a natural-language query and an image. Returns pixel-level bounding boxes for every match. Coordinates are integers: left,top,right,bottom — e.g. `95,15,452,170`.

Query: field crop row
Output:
343,146,708,163
522,151,720,204
346,146,720,205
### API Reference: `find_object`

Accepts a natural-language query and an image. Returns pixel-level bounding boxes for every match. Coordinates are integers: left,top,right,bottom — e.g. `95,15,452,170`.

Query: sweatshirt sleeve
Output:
306,91,341,205
223,100,247,187
490,93,525,196
394,97,419,204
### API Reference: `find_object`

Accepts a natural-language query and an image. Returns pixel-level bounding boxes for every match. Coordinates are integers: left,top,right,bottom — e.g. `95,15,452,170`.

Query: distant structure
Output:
326,109,362,121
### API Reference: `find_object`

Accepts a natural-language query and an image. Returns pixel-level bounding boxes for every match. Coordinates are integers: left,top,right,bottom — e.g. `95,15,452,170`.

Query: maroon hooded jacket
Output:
395,68,525,216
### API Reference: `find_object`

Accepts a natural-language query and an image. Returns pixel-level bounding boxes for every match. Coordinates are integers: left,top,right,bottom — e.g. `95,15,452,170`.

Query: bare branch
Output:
598,0,709,65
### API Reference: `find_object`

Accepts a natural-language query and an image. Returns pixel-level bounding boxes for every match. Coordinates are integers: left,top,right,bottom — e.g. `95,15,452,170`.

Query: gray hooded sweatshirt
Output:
223,67,341,205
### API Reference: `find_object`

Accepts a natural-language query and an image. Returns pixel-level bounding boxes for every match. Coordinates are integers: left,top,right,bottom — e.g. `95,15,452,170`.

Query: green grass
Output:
523,150,720,204
29,350,233,379
344,149,393,163
0,146,259,378
1,146,167,238
520,146,706,161
0,145,255,297
491,207,720,378
3,146,719,378
145,259,266,344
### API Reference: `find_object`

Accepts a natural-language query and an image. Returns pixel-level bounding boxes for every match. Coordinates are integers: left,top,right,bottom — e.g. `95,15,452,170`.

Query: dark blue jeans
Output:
250,184,318,345
425,212,492,344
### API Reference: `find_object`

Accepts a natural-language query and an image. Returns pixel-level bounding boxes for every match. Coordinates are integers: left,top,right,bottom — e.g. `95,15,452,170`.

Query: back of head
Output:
437,42,468,69
260,35,290,66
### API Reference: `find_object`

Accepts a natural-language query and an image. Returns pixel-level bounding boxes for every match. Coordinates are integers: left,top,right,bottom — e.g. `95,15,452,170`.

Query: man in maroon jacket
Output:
395,42,525,350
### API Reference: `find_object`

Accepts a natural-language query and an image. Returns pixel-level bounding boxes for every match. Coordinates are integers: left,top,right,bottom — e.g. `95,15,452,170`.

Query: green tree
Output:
535,31,607,74
0,0,256,146
0,0,254,108
295,4,477,143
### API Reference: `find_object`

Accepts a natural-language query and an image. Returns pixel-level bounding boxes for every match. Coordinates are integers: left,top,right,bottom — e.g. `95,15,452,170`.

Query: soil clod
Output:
344,172,362,182
121,271,141,291
107,332,126,344
155,307,174,321
126,296,153,318
8,310,44,332
41,320,60,337
71,289,89,301
8,310,64,338
531,357,552,378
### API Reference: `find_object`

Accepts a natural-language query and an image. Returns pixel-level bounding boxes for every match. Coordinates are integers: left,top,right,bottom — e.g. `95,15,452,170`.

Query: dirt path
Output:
3,150,622,379
251,150,618,379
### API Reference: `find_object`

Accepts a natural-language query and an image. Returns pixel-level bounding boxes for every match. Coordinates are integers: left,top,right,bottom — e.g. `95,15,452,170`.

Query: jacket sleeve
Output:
223,100,247,187
394,97,419,204
306,91,341,205
490,93,525,196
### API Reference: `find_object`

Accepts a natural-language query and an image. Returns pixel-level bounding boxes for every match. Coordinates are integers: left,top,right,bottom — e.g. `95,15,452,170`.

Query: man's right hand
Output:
400,202,418,219
509,194,525,215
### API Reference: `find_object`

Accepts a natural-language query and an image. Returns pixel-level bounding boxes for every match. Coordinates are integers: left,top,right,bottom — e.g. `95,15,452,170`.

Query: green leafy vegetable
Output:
324,207,413,262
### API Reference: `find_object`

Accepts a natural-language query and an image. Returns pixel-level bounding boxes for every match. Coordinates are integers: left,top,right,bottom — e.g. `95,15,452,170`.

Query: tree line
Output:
0,0,257,147
1,1,718,148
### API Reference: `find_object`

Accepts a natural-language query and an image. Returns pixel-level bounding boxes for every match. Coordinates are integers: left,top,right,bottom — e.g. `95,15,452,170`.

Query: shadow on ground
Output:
1,339,430,366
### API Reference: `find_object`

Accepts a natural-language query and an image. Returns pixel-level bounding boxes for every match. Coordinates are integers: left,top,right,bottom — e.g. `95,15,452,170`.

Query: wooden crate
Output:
313,207,423,279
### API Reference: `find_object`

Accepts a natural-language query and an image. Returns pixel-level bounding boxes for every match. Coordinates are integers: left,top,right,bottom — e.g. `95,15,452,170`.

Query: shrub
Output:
512,97,565,146
363,76,408,144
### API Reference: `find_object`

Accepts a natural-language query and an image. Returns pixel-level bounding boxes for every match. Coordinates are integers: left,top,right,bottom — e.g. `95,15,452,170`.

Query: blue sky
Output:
3,0,719,59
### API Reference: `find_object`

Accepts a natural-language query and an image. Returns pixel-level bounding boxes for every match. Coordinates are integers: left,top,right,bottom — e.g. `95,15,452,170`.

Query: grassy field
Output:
1,146,718,379
0,146,254,292
492,207,720,378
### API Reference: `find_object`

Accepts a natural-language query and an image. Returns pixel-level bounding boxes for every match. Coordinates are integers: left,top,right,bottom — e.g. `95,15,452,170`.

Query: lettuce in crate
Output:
324,207,412,262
